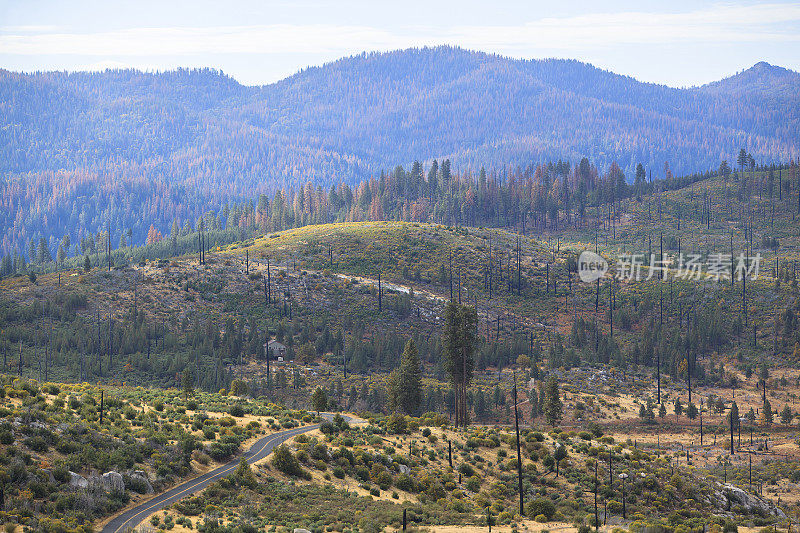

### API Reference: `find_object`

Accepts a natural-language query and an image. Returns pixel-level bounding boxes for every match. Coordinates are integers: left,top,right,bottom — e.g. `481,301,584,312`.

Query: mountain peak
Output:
752,60,776,69
701,61,800,95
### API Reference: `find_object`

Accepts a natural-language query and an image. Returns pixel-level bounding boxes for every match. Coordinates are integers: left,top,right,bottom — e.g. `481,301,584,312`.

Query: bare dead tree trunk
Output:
513,372,524,516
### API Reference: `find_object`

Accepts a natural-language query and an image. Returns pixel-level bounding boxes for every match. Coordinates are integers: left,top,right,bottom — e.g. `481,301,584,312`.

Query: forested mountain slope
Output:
1,46,799,257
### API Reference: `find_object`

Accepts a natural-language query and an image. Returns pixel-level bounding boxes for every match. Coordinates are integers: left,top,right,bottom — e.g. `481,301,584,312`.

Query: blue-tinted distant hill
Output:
0,46,798,254
3,47,799,187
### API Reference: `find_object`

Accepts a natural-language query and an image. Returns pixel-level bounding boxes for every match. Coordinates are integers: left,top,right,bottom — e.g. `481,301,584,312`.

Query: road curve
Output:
102,413,347,533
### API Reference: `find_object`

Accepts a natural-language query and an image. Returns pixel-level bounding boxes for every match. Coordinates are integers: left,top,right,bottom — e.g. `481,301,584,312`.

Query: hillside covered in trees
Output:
2,46,799,258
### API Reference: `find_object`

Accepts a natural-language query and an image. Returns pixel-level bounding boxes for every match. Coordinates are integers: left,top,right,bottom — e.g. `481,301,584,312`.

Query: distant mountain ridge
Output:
2,47,798,187
0,46,798,254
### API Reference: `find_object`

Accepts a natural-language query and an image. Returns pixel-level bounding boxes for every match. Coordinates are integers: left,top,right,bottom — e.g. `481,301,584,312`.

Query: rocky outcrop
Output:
87,474,103,491
708,482,786,519
69,471,88,489
125,471,154,494
102,471,125,493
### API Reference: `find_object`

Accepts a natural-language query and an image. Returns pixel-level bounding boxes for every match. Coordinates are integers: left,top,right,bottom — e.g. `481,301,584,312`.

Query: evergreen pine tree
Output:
543,377,563,426
761,398,773,425
311,387,328,414
442,301,477,426
396,338,423,415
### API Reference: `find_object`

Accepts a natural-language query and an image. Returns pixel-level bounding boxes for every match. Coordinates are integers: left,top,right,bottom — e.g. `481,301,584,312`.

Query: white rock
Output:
88,474,103,491
102,471,125,493
69,471,88,489
710,482,786,518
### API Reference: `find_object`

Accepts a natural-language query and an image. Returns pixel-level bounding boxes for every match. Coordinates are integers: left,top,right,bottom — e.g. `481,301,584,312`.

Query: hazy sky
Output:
2,0,799,87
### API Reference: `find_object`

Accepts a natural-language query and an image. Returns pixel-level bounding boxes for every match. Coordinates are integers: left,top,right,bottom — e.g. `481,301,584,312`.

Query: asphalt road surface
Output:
102,413,346,533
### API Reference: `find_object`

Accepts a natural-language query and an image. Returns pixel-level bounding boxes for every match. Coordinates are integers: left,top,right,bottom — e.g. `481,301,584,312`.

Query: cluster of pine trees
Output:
4,154,798,280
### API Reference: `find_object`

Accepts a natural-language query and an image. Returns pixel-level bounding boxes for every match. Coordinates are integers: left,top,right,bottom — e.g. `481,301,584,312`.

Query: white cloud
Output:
448,3,800,51
0,25,61,33
1,2,798,57
0,24,404,56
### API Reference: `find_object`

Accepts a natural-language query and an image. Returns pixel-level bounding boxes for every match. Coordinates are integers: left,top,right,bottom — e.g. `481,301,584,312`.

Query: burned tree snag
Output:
513,372,524,516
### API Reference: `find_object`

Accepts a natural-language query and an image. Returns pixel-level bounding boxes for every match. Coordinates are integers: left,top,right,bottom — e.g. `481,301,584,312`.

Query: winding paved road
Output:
102,413,347,533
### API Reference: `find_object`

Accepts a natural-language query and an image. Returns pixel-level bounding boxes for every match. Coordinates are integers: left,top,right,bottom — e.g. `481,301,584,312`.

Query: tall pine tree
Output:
442,301,477,426
395,338,423,415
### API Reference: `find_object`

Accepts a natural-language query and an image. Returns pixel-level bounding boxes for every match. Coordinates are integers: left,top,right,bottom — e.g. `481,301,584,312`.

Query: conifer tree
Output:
182,369,194,398
674,398,683,421
543,377,562,426
311,386,328,414
761,398,773,425
729,401,739,453
37,237,52,264
442,301,477,426
396,338,423,415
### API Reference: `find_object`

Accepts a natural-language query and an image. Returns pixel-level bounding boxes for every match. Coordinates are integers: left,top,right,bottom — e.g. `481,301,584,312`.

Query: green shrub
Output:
385,413,407,434
458,463,475,477
208,435,240,460
173,496,204,516
24,436,48,453
52,465,70,484
526,498,556,520
0,429,13,445
218,416,235,427
272,445,309,479
333,413,349,429
395,473,414,492
723,520,738,533
355,465,370,482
